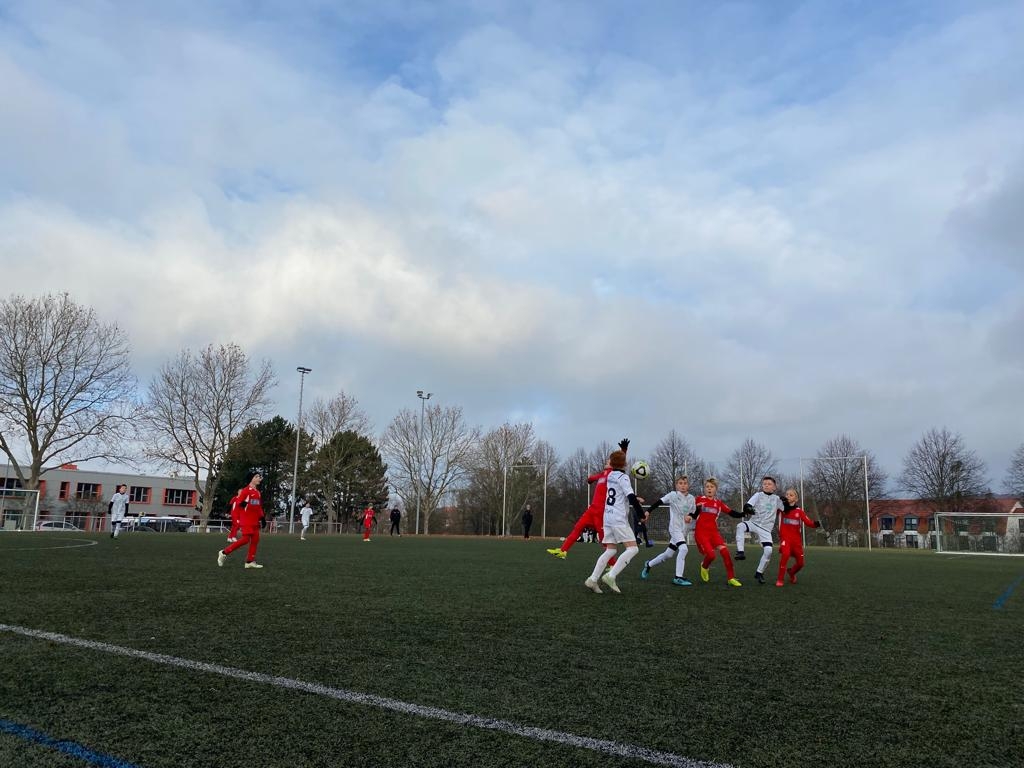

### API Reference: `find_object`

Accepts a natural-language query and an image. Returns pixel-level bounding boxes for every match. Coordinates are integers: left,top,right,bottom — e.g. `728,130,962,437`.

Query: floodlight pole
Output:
415,390,432,535
289,367,312,534
501,466,508,537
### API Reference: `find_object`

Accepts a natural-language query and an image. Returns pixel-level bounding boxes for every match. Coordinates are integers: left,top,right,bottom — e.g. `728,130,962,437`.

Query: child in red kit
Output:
686,478,745,587
362,505,375,541
218,472,265,569
776,488,822,587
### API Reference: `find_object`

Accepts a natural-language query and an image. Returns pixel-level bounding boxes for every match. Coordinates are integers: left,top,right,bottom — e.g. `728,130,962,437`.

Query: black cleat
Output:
735,551,746,560
755,571,765,584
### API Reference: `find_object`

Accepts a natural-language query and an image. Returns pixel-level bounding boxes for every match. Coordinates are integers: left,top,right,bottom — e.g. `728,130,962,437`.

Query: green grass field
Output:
1,532,1021,768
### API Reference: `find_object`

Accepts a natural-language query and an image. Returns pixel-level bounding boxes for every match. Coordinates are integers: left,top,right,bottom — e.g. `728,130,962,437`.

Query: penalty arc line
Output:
0,538,98,552
0,623,732,768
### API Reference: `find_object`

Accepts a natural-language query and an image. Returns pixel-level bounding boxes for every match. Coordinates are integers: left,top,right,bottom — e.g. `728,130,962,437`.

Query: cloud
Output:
1,0,1022,485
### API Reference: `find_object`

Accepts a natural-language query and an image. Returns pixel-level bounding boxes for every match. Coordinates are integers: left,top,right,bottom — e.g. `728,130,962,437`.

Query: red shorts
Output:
695,528,725,554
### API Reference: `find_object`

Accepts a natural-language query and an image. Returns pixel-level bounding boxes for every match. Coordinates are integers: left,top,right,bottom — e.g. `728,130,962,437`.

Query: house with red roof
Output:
869,496,1023,552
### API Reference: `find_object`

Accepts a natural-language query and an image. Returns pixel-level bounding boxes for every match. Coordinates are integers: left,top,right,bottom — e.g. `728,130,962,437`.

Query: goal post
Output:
0,488,42,531
934,512,1024,556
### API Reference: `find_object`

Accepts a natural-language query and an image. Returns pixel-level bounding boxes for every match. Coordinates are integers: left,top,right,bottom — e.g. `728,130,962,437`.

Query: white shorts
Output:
111,513,125,523
738,520,773,545
602,522,637,545
668,524,694,545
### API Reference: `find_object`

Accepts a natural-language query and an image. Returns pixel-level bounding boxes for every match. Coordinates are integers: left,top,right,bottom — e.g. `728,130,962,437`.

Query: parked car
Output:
35,520,82,531
137,516,193,533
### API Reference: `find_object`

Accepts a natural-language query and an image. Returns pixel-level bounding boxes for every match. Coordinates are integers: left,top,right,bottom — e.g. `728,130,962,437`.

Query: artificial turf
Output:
0,532,1021,768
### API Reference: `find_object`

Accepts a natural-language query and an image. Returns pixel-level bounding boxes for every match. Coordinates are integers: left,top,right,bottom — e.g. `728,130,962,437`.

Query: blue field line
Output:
0,718,142,768
992,573,1024,610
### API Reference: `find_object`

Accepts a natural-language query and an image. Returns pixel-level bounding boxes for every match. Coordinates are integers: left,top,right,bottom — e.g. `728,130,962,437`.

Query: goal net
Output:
934,512,1024,555
0,488,42,531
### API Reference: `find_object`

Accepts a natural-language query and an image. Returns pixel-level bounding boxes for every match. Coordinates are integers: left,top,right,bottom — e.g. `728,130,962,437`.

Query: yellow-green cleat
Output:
546,548,567,559
700,565,710,583
728,578,742,587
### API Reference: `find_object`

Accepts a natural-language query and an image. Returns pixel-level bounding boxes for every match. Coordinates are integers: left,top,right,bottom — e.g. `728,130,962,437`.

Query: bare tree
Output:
1004,444,1024,499
380,403,480,534
141,343,275,523
306,391,370,445
805,435,888,531
305,390,372,526
649,430,704,490
898,428,988,514
0,293,136,496
459,422,536,535
722,438,778,508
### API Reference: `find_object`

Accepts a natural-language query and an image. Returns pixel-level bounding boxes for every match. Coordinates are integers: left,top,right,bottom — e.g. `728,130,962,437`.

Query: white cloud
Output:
0,0,1022,484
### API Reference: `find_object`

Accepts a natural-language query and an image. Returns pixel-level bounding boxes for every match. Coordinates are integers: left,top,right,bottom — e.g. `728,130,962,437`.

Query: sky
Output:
1,0,1022,490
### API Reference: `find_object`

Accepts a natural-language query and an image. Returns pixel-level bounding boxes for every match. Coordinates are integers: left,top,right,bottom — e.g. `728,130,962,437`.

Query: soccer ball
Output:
631,460,650,479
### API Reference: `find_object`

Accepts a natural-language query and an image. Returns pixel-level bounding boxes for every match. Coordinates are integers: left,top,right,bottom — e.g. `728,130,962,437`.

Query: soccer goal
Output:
933,512,1024,556
0,488,42,531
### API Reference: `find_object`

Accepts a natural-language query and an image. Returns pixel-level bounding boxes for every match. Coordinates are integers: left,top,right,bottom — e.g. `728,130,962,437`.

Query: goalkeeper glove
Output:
618,438,630,452
813,520,822,528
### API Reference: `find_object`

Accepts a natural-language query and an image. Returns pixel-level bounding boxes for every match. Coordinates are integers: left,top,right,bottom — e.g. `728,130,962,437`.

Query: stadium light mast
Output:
415,390,432,535
289,367,312,534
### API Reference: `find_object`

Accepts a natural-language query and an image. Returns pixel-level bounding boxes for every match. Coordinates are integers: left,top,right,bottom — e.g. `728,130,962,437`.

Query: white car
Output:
35,520,82,531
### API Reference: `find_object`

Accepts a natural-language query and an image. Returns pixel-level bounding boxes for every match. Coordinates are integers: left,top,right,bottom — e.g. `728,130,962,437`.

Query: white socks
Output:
674,543,688,578
609,546,638,578
590,549,616,581
649,548,674,567
757,545,773,574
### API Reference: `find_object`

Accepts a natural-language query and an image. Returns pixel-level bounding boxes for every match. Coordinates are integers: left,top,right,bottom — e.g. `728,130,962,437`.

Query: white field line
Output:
0,538,98,552
0,623,732,768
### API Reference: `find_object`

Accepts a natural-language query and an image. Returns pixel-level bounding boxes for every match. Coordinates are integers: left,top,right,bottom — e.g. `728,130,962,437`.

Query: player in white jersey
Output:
299,501,313,540
735,476,784,584
640,476,696,586
108,484,130,539
585,449,648,594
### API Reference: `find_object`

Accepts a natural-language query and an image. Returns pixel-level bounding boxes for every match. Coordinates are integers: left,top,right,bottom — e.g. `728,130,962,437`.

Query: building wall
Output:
1,464,200,529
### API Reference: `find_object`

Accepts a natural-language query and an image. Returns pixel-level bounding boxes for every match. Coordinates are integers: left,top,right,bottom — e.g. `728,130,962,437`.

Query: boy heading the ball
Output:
547,438,630,560
584,449,647,594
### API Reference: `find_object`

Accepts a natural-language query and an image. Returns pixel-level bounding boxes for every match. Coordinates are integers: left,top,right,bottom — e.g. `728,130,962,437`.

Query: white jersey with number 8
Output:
603,470,635,529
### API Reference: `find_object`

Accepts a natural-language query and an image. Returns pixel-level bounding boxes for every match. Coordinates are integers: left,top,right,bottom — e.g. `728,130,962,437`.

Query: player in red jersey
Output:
686,477,744,587
226,489,243,543
776,488,822,587
547,439,630,560
217,472,265,569
362,505,375,541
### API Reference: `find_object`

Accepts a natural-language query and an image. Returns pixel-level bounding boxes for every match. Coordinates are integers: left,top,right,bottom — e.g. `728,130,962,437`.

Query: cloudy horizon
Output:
1,0,1022,492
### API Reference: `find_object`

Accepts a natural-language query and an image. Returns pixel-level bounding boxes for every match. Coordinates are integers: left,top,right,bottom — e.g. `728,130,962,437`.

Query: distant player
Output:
108,484,130,539
687,478,744,587
584,449,647,594
735,475,784,584
640,476,696,586
217,472,265,569
299,500,313,541
362,505,375,541
547,438,630,560
776,488,822,587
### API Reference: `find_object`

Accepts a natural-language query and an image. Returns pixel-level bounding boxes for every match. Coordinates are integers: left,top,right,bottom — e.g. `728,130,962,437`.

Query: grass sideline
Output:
0,532,1021,768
